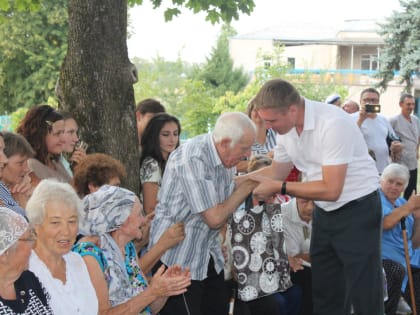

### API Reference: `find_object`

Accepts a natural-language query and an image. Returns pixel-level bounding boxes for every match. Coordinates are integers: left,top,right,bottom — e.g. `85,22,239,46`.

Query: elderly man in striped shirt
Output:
148,112,257,315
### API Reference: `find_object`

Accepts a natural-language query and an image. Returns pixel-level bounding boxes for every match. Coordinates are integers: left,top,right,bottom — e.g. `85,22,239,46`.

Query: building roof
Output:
232,19,384,46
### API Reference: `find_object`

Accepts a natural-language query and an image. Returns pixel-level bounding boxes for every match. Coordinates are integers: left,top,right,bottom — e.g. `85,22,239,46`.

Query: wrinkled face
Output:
381,177,406,203
63,118,79,153
0,137,8,177
45,120,65,155
297,198,314,222
219,129,255,168
257,107,297,135
400,97,415,118
2,154,30,186
7,228,36,275
159,122,179,159
121,198,147,240
35,200,78,257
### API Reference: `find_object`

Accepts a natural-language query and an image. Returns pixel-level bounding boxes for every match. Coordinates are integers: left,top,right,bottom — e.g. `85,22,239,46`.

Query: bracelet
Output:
281,181,287,195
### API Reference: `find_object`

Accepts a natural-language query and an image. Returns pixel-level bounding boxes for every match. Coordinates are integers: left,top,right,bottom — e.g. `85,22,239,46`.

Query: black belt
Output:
342,189,378,209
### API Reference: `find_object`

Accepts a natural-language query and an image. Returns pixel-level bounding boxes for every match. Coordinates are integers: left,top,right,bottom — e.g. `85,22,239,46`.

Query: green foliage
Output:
0,0,40,13
195,23,249,97
128,0,255,23
213,47,348,114
133,56,217,137
287,72,348,102
9,106,28,131
0,0,68,113
376,0,420,90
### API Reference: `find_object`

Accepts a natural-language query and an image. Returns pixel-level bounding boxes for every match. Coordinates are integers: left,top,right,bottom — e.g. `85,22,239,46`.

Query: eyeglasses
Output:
362,98,380,104
18,229,37,243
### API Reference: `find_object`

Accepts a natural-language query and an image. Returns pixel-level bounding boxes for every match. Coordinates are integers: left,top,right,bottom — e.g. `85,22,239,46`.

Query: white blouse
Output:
29,250,98,315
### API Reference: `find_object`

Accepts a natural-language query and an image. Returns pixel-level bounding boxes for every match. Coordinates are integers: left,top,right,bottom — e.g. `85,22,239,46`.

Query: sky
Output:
127,0,402,63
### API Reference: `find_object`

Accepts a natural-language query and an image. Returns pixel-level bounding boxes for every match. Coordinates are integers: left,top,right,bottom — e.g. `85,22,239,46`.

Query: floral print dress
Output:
73,235,152,315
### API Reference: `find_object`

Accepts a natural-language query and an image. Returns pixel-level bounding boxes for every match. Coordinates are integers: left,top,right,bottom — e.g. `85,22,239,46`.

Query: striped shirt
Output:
148,133,235,280
250,128,277,155
0,181,26,217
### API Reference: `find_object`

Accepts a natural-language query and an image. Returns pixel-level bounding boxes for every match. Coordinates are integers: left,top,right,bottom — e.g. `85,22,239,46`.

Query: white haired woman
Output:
0,207,53,314
26,179,98,315
73,184,191,315
380,163,420,314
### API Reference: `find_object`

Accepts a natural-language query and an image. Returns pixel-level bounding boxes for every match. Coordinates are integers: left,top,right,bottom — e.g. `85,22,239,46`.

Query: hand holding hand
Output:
249,174,279,201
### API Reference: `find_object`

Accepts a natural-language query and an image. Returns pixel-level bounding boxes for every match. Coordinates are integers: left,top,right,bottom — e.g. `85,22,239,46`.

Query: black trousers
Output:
404,168,418,200
159,257,227,315
311,190,384,315
291,266,312,315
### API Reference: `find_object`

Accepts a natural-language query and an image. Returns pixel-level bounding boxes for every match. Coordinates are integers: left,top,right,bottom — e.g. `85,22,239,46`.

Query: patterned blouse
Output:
73,235,152,315
139,156,162,205
0,271,53,315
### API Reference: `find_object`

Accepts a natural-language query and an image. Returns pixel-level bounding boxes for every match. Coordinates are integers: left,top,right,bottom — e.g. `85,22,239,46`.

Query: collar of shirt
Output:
208,133,224,168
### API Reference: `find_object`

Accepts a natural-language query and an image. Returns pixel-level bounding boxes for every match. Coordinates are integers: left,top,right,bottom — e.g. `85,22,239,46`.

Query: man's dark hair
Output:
399,93,414,103
360,87,380,99
253,79,301,112
135,98,166,114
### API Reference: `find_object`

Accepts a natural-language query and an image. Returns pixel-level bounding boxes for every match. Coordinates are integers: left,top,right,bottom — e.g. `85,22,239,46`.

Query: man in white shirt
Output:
239,79,383,315
352,87,403,174
390,93,420,199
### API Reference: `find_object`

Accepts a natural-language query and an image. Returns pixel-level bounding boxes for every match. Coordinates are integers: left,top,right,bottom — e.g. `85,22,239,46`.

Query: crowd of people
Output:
0,79,419,315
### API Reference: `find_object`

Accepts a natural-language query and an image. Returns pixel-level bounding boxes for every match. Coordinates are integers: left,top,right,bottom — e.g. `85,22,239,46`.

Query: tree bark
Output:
57,0,139,193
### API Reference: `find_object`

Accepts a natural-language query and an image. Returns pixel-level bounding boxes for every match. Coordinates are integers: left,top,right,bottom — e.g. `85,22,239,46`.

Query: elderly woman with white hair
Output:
380,163,420,314
26,179,98,315
0,207,53,314
73,184,191,315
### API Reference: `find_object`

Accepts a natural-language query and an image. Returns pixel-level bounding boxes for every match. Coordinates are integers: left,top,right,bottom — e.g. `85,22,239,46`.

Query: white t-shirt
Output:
29,251,98,315
282,198,312,257
274,99,379,211
351,113,396,173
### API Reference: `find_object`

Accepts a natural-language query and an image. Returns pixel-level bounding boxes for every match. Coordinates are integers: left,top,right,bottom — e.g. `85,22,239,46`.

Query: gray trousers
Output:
311,190,384,315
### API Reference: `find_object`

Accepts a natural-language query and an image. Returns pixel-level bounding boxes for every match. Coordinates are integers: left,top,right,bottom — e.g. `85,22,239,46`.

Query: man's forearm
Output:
202,180,257,229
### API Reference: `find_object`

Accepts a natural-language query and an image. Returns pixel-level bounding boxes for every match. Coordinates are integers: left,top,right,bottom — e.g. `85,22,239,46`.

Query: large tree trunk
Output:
57,0,139,193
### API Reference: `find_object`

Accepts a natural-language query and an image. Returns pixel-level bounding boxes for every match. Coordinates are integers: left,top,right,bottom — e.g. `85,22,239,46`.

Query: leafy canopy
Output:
127,0,255,23
376,0,420,90
195,23,249,97
0,0,67,113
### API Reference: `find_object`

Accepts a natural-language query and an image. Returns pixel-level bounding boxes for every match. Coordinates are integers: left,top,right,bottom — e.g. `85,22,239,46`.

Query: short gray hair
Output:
380,163,410,189
26,179,82,225
213,112,256,147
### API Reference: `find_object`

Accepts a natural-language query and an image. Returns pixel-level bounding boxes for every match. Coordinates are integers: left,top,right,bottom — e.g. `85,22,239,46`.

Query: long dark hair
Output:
16,105,64,164
140,113,181,174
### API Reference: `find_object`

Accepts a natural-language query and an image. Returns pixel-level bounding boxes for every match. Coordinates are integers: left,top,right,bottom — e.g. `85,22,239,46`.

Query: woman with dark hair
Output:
59,111,87,176
16,105,71,184
140,113,181,214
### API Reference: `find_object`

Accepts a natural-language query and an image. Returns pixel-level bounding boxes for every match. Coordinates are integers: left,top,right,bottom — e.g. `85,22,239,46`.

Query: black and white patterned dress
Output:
0,270,53,315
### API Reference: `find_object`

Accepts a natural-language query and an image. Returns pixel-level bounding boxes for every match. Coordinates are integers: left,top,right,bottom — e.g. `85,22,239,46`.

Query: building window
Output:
361,54,378,71
287,57,295,69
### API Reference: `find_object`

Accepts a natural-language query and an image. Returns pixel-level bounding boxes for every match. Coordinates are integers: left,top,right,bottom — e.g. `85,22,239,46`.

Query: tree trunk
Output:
57,0,139,193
